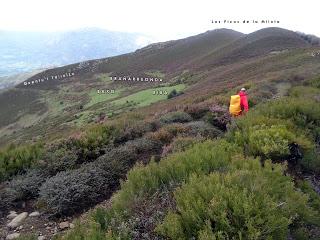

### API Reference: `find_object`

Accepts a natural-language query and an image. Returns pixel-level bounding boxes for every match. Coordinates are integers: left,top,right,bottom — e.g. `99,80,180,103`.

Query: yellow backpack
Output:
229,95,241,116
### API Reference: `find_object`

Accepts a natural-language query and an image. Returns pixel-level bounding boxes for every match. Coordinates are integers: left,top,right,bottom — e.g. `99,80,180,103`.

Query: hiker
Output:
229,87,249,116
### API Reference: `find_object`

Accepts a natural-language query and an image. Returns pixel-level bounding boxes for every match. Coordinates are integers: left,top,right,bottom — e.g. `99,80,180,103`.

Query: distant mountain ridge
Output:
0,28,152,77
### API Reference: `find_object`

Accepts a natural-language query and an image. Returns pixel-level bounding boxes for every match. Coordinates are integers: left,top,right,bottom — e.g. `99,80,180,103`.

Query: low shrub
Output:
39,161,121,216
124,137,162,154
300,149,320,173
68,124,118,162
159,111,192,124
0,187,19,215
0,143,43,182
234,124,312,159
306,76,320,88
167,89,183,99
184,102,210,119
156,160,316,240
9,169,50,200
148,128,174,144
40,147,78,174
148,123,188,144
289,86,320,98
38,136,161,216
109,140,240,220
205,105,231,131
184,121,222,139
161,136,204,157
114,121,158,144
296,180,320,216
255,97,320,135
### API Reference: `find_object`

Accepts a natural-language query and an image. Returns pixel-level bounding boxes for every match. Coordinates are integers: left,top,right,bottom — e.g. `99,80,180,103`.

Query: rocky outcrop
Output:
7,212,28,229
6,233,20,240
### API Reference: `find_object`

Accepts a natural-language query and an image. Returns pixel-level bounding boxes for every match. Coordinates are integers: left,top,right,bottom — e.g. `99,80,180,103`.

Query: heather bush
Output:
205,105,231,130
161,136,204,157
148,128,174,144
40,147,78,174
0,143,43,182
184,102,210,119
0,187,19,215
114,121,158,144
68,124,118,162
184,121,222,139
39,162,120,216
159,111,192,124
9,168,50,200
156,160,316,239
38,136,161,216
124,137,162,154
148,123,188,144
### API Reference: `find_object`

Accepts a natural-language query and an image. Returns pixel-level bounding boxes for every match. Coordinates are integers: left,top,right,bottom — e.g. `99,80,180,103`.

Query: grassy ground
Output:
111,84,186,107
85,89,121,108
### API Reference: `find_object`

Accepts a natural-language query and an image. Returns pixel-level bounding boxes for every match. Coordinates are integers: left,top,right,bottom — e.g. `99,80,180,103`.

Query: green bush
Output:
156,160,316,240
289,86,320,98
300,150,320,173
235,124,312,159
167,89,183,99
159,111,192,124
255,97,320,135
0,143,43,182
68,124,118,162
108,140,240,222
306,76,320,88
296,180,320,219
227,96,320,171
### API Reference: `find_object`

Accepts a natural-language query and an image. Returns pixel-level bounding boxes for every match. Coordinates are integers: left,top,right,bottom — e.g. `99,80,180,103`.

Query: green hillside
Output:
0,27,320,240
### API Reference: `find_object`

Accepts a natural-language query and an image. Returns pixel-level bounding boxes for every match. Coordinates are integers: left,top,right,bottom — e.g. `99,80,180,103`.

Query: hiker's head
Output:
240,87,246,92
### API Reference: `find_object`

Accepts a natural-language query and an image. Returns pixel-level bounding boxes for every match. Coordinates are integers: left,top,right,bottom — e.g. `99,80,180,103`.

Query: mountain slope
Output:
193,27,313,68
0,28,319,146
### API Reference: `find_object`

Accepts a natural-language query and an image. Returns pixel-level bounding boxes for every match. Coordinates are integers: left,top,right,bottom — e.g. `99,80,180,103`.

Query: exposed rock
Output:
69,223,75,229
6,233,20,240
29,211,40,217
59,221,69,230
38,236,46,240
7,211,18,220
7,212,28,229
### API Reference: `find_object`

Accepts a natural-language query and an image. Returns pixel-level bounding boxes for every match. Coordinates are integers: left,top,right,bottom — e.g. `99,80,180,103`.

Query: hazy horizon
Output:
1,0,319,42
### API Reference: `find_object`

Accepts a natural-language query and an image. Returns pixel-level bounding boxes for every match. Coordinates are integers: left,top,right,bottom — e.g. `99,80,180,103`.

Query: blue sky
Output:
1,0,319,41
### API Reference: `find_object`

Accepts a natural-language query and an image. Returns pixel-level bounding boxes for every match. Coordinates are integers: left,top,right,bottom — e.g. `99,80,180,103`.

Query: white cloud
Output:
0,0,319,41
